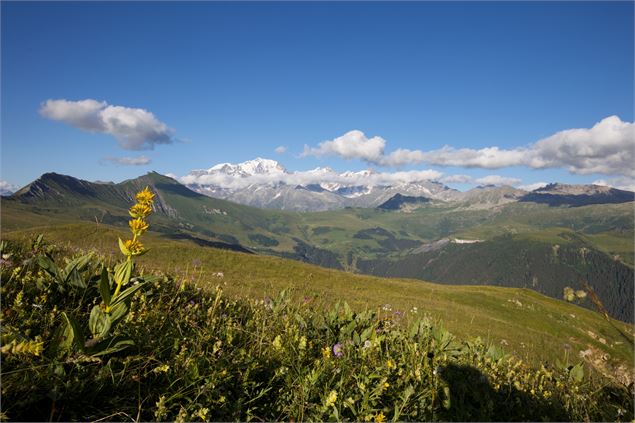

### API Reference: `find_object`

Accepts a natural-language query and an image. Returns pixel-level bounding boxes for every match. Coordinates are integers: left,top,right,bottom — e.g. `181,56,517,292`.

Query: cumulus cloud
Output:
102,156,152,166
274,146,287,154
40,99,175,150
301,116,634,176
593,177,635,192
302,130,387,163
474,175,522,186
0,180,18,195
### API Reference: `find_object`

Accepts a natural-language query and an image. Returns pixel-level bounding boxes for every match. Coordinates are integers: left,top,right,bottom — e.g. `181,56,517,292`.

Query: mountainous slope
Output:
357,233,634,322
181,158,457,211
2,221,633,374
178,158,635,212
3,171,633,322
519,183,634,207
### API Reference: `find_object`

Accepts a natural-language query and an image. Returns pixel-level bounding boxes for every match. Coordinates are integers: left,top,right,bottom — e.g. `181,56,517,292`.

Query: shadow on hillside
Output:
438,363,570,421
163,233,253,254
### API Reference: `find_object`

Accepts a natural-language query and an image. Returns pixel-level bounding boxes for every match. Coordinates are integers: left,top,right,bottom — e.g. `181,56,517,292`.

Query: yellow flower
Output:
129,203,152,219
196,407,209,421
298,335,307,350
325,390,338,407
374,412,386,422
129,218,149,235
124,239,145,255
136,186,155,205
386,359,395,370
383,382,390,390
321,346,331,359
272,335,282,350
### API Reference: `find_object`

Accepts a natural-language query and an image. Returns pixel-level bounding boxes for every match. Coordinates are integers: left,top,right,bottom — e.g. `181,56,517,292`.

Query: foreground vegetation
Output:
1,236,633,421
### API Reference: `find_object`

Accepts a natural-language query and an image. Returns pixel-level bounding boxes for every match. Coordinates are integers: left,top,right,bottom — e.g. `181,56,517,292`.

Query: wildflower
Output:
332,343,343,357
195,407,209,421
298,336,307,350
374,412,386,422
153,364,170,373
363,340,372,349
136,186,155,205
129,203,152,219
410,306,418,314
123,239,145,256
321,346,331,359
325,390,338,407
154,396,167,421
129,218,149,236
272,335,282,350
383,382,390,390
386,359,395,370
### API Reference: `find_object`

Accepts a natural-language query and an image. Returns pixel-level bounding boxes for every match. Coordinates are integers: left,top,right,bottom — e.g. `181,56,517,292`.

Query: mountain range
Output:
178,158,633,211
2,169,633,322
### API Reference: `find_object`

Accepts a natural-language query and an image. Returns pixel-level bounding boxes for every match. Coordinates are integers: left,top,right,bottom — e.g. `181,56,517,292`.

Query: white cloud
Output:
517,182,549,192
40,99,175,150
0,180,18,195
440,174,473,184
179,162,443,191
528,115,634,176
593,177,635,192
474,175,521,186
103,156,152,166
274,146,287,154
300,116,634,177
302,130,387,163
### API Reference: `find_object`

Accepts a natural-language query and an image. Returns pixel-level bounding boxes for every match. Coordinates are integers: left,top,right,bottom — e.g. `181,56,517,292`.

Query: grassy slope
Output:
2,221,633,377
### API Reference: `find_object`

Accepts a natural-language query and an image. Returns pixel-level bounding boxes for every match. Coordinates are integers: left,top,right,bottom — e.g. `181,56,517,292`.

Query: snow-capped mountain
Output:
180,158,457,211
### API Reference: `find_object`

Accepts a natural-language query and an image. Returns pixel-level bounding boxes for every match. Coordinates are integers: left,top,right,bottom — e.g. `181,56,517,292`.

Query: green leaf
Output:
37,254,60,279
110,282,144,309
63,253,93,278
569,363,584,382
90,337,135,357
118,238,130,256
99,267,112,306
48,312,83,358
89,305,112,339
67,267,87,289
109,301,129,326
114,260,133,287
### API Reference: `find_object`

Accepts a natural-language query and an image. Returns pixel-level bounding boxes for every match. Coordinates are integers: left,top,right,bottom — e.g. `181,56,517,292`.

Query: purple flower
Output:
332,343,343,357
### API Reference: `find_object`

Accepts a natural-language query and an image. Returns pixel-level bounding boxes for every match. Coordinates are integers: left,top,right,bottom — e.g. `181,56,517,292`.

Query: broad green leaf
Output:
37,254,60,279
99,267,111,306
569,363,584,382
90,337,135,357
48,312,83,358
66,267,87,289
109,301,129,326
63,253,93,278
118,238,129,256
110,282,145,309
114,260,133,286
89,305,111,339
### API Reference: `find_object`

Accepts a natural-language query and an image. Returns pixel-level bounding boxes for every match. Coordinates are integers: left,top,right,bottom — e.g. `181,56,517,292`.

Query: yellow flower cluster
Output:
120,187,155,257
1,338,44,357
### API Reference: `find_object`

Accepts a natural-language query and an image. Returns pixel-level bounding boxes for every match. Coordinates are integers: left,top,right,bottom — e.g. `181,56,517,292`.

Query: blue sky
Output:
2,1,633,192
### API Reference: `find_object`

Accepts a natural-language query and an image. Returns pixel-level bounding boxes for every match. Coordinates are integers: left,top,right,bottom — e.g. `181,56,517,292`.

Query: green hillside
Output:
3,172,633,323
2,222,633,374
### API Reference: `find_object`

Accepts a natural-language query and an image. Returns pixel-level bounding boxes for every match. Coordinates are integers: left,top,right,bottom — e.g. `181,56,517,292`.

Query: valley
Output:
2,170,633,323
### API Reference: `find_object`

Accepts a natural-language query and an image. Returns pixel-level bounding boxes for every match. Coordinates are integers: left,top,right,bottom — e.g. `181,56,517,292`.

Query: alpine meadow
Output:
1,2,634,422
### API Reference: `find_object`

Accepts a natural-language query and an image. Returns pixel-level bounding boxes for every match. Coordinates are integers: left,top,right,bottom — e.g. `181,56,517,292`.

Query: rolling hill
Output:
2,171,633,322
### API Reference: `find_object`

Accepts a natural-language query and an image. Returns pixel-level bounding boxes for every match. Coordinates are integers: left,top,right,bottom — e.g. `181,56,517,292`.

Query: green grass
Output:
1,234,633,422
3,222,633,373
